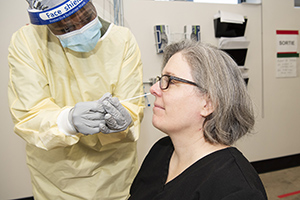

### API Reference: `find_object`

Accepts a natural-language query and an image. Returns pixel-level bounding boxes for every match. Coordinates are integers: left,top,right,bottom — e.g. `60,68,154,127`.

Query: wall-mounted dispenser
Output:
214,10,250,87
219,37,250,67
154,25,170,54
214,10,247,38
184,25,201,41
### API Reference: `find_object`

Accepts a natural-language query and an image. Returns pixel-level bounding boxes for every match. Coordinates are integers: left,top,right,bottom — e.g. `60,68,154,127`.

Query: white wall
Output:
1,0,300,199
0,1,33,199
258,0,300,159
234,0,300,160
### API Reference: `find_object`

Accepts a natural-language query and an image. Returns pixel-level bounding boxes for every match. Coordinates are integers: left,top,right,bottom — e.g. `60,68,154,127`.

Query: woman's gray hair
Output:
162,40,254,145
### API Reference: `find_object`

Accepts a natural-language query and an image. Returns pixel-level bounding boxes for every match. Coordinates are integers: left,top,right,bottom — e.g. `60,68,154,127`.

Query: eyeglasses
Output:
156,74,199,90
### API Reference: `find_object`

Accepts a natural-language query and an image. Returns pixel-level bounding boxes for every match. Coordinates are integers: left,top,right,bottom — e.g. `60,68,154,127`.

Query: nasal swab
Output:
120,93,151,103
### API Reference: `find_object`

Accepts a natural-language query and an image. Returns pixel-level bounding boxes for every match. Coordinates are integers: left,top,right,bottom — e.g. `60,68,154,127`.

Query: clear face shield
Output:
27,0,101,52
47,2,97,35
27,0,97,33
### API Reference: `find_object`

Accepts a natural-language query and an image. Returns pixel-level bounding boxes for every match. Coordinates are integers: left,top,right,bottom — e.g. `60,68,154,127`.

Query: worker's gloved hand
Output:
69,101,105,135
98,93,132,134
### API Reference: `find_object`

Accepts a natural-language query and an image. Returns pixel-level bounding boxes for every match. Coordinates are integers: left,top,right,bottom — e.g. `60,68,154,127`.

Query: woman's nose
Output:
150,81,161,97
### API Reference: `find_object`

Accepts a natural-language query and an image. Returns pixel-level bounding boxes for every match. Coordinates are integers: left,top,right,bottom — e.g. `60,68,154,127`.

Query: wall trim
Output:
251,153,300,174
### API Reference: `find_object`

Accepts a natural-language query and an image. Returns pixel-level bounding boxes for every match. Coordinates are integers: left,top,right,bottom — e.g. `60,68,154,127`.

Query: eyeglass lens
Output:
160,75,169,90
155,75,169,90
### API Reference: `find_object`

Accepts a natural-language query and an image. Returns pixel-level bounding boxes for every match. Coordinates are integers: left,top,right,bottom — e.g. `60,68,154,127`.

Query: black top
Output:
129,137,267,200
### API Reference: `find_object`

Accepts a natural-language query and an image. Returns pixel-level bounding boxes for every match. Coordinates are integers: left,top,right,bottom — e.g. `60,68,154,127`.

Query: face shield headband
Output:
28,0,90,25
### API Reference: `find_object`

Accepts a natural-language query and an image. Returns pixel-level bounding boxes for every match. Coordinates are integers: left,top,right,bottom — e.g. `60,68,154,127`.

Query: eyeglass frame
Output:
156,74,199,90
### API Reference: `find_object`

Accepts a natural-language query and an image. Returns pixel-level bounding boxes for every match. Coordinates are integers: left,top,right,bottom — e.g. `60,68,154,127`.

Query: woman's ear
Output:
200,96,214,117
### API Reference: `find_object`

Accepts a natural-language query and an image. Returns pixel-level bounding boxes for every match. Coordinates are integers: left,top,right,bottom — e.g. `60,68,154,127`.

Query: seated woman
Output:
129,40,267,200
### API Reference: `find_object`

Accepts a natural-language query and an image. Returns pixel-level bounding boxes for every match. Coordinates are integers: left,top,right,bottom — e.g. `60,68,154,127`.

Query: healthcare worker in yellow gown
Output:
8,0,144,199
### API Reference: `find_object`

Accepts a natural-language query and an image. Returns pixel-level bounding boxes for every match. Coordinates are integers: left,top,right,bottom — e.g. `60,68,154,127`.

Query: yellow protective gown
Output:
8,18,144,200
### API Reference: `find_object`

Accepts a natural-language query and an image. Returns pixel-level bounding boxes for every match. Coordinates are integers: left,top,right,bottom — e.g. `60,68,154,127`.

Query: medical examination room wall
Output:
0,0,300,199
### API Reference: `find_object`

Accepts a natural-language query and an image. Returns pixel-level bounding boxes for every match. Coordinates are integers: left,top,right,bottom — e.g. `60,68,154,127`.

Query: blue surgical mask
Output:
56,17,102,52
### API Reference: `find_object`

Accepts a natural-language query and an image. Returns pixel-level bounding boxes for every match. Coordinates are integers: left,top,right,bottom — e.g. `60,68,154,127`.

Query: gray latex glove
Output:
69,101,105,135
98,93,132,134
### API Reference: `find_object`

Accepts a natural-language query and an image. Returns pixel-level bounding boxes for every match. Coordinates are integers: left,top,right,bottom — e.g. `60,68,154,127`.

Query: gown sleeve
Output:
8,26,80,150
114,28,145,142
